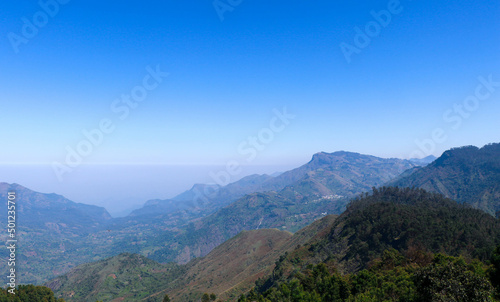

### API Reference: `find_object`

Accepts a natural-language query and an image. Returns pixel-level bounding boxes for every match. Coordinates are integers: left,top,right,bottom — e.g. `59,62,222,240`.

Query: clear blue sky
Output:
0,1,499,213
1,0,499,165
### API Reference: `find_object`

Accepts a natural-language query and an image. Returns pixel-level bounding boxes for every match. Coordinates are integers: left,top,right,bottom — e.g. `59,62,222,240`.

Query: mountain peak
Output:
309,151,356,164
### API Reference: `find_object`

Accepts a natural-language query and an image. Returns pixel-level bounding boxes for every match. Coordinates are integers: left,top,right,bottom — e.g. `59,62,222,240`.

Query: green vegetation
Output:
201,293,217,301
391,143,500,215
248,187,500,301
241,249,498,302
48,218,338,301
0,285,64,302
46,253,185,302
340,186,500,264
491,246,500,298
414,254,493,301
47,187,500,301
301,186,500,276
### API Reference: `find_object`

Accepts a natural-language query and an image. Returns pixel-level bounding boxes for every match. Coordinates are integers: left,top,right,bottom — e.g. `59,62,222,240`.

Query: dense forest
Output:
391,143,500,215
235,187,500,302
339,187,500,264
0,285,65,302
238,248,500,301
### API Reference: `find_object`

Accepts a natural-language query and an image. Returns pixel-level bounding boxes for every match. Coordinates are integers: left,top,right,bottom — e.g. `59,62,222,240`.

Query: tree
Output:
490,245,500,298
202,293,210,302
237,294,247,302
414,254,494,301
163,294,171,302
0,285,66,302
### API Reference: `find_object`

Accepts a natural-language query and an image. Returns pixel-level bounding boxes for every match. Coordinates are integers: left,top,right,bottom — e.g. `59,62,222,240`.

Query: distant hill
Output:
46,253,184,302
264,151,417,194
409,155,437,166
145,151,417,264
277,151,417,198
0,183,111,231
128,151,418,225
0,183,112,285
164,215,338,301
48,216,338,302
171,173,276,204
126,174,277,222
390,143,500,215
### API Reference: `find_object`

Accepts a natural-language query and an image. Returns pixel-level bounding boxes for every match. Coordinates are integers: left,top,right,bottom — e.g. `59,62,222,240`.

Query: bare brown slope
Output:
157,215,338,302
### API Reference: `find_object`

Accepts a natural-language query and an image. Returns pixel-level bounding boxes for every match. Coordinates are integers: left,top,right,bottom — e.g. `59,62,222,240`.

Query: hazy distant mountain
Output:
277,151,417,197
128,152,418,225
146,151,418,264
390,143,500,215
129,174,276,219
172,174,276,203
0,182,111,233
121,174,281,234
409,154,437,166
0,183,112,284
127,198,192,217
170,183,221,202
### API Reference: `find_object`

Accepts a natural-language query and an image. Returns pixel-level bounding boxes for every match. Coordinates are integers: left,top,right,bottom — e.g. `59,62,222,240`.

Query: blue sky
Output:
0,1,499,213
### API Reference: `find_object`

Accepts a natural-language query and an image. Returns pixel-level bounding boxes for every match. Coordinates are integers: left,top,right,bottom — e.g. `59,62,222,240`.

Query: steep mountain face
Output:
265,151,416,194
278,151,417,198
166,229,294,302
390,143,500,215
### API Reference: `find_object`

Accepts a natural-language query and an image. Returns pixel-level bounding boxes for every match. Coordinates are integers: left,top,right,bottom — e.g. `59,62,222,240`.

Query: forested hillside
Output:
247,187,500,301
391,143,500,215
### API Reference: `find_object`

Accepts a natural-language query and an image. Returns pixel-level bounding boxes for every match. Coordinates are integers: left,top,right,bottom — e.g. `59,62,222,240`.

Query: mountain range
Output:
2,150,422,285
3,143,500,300
47,187,500,301
106,151,419,265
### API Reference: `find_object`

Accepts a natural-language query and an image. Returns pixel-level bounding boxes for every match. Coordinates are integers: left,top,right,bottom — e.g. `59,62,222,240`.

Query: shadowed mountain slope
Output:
390,143,500,215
